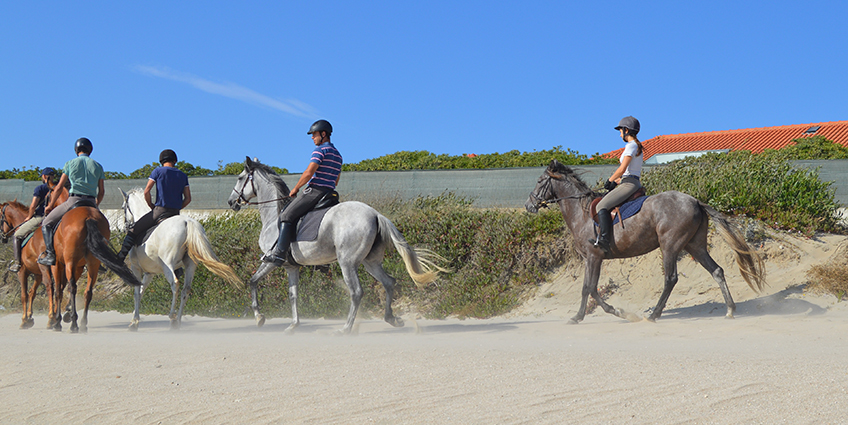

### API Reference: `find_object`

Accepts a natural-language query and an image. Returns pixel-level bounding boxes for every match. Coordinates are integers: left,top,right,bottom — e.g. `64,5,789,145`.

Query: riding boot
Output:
37,224,56,266
9,237,23,272
116,233,136,262
592,208,613,254
262,221,295,266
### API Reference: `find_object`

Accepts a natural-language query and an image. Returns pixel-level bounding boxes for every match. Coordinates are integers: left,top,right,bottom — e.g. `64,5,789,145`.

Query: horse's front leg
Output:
570,255,605,324
284,266,301,333
130,273,152,331
647,250,681,322
248,262,277,327
19,270,35,329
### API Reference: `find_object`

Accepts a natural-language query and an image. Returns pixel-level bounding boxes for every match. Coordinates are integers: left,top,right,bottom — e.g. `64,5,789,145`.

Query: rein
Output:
232,169,289,206
0,204,24,242
530,173,593,209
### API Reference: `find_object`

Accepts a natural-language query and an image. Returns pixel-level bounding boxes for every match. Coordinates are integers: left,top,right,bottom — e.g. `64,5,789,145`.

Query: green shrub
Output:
642,150,843,235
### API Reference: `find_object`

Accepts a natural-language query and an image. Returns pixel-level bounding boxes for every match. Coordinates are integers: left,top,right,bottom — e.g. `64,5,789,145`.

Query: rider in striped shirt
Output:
263,119,342,265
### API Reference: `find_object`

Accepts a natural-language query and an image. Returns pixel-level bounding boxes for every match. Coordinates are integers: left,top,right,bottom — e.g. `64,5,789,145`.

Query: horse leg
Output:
49,266,64,331
570,256,609,324
363,259,404,327
130,273,153,331
67,275,80,333
284,265,301,333
338,262,364,335
248,262,277,328
174,261,197,331
80,263,98,333
18,270,34,329
686,242,735,319
162,266,181,329
647,250,681,322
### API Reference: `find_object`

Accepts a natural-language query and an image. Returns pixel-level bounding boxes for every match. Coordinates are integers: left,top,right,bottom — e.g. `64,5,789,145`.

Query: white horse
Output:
227,157,447,334
120,188,242,330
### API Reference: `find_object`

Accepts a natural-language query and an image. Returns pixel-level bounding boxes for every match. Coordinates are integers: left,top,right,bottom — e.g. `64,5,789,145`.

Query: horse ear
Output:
244,156,253,171
548,159,559,170
119,188,127,200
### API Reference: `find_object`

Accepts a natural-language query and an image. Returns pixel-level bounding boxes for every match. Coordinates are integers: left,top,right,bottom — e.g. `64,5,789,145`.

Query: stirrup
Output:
37,252,56,266
261,252,286,266
9,262,21,272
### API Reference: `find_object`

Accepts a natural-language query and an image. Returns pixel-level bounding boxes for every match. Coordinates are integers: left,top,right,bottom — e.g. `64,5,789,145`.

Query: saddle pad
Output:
611,195,649,225
295,207,333,242
21,231,35,248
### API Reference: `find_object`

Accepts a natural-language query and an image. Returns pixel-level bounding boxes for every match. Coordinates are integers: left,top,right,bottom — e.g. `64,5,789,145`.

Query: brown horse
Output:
1,187,69,328
525,160,766,323
41,204,141,332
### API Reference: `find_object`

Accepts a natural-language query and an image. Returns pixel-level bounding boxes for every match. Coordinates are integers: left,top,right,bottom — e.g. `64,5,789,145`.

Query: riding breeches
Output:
13,216,43,239
128,206,180,239
41,195,97,228
596,176,642,211
280,185,329,223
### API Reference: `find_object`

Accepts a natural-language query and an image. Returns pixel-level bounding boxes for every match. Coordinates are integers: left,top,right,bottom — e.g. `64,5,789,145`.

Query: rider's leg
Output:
37,223,57,266
9,236,23,272
593,208,613,254
263,221,295,265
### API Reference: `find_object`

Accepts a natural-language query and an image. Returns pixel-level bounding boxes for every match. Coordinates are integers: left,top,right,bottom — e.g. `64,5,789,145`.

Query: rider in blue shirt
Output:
263,119,342,265
117,149,191,262
9,167,56,272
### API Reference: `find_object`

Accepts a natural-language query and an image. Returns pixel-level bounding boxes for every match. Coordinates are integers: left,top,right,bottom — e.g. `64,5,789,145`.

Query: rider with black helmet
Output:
117,149,192,262
592,116,645,254
263,119,342,265
38,138,106,265
8,167,56,272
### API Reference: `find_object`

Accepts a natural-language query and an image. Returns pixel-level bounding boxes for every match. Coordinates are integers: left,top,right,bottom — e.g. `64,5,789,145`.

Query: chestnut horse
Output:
43,204,142,333
525,160,766,323
1,187,68,329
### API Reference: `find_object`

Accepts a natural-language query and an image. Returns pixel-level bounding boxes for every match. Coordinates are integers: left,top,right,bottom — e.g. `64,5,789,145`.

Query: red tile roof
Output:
601,120,848,161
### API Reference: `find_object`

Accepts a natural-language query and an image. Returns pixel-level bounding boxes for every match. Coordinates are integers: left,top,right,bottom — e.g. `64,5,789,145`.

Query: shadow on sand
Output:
661,285,828,319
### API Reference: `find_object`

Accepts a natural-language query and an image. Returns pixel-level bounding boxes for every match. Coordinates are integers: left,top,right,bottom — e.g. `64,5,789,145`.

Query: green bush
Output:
642,150,843,235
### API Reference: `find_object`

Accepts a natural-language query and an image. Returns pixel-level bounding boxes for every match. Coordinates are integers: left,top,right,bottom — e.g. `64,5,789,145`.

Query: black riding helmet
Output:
307,119,333,135
614,116,640,135
74,137,93,154
159,149,178,165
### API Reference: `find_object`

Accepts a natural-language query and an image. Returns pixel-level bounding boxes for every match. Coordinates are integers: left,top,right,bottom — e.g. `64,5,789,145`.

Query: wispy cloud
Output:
134,65,317,118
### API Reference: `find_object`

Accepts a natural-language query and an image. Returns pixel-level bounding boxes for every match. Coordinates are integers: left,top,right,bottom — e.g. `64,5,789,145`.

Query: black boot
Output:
262,221,295,266
9,237,23,272
37,224,56,266
116,233,136,262
592,208,613,254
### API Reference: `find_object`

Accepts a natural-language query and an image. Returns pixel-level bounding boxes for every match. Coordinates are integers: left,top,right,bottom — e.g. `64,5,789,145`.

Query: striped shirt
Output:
308,142,342,189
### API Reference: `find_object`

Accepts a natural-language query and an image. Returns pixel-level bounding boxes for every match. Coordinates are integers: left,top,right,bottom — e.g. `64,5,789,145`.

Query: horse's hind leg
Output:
338,262,364,335
67,275,80,333
174,261,197,330
163,266,181,329
130,273,153,331
79,264,97,333
686,239,735,319
363,258,403,328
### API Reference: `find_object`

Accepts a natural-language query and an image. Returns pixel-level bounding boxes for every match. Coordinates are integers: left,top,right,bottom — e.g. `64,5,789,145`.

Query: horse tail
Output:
184,218,243,290
84,219,142,286
700,202,767,293
376,213,450,288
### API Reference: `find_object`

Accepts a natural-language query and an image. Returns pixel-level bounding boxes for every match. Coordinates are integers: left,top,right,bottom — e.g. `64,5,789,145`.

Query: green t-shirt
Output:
63,154,105,197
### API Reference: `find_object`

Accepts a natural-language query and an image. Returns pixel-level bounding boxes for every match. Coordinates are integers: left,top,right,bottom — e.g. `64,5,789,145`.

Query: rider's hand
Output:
289,188,298,197
604,180,617,191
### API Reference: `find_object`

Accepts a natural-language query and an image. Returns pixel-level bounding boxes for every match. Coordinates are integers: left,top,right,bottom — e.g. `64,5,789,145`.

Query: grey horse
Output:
227,157,445,334
525,160,766,323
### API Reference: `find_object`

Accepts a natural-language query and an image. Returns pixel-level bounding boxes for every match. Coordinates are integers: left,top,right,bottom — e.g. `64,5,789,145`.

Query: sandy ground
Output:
1,232,847,424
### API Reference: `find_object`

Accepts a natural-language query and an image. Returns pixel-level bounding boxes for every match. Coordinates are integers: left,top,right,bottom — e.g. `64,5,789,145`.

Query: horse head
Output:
525,160,594,213
227,156,258,211
228,156,291,212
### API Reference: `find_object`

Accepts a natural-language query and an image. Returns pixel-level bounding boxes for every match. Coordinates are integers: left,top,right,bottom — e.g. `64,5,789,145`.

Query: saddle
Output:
291,190,340,242
591,187,647,228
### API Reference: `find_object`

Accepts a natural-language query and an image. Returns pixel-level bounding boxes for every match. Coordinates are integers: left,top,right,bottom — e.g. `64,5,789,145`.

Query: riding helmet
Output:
74,137,93,154
41,167,56,176
159,149,178,165
307,119,333,135
614,116,640,135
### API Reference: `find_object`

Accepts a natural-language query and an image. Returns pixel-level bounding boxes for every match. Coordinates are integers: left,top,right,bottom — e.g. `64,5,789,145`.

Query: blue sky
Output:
2,1,846,175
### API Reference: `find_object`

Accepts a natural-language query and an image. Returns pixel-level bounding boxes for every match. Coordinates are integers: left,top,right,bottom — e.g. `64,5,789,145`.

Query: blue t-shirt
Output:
308,142,342,190
32,183,51,216
149,166,189,209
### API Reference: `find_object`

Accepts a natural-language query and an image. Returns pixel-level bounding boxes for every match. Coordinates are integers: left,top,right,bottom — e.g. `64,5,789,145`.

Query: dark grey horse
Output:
227,157,446,334
525,160,766,323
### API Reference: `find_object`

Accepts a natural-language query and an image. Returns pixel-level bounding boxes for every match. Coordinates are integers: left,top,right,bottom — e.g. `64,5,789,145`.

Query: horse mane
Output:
4,200,28,211
250,161,291,198
547,161,601,211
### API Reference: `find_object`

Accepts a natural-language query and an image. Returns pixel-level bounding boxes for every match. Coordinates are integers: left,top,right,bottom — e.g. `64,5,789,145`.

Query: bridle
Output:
232,169,289,206
529,172,593,209
0,204,23,243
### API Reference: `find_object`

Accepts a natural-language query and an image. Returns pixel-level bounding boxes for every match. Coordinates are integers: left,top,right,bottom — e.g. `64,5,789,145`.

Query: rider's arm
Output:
609,155,633,184
290,162,319,197
181,186,192,209
45,174,69,214
96,179,105,206
25,195,41,221
143,179,156,210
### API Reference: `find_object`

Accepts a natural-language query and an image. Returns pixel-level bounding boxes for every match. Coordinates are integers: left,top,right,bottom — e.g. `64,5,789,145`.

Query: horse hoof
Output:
724,314,735,320
387,316,404,328
70,325,79,334
63,312,72,323
283,324,298,334
256,314,266,328
567,318,580,325
128,323,139,332
20,319,35,329
52,323,62,332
